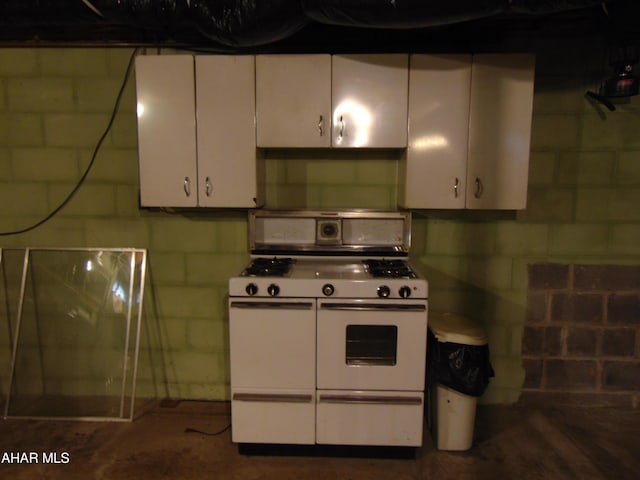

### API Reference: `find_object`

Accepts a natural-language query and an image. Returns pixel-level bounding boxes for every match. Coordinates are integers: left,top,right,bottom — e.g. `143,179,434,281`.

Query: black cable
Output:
184,424,231,436
0,48,138,236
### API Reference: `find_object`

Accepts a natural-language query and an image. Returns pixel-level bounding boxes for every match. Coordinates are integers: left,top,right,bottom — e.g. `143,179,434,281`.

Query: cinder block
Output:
427,221,495,255
44,113,110,147
0,78,6,110
0,182,49,215
528,151,556,185
556,152,615,185
610,225,640,255
39,48,109,76
11,147,79,181
532,77,587,114
1,113,44,146
215,216,248,253
575,188,610,222
548,224,608,255
531,114,581,149
116,185,141,217
526,292,548,324
355,157,398,184
495,223,548,255
107,49,137,76
154,286,217,320
150,218,217,253
8,78,74,112
522,358,543,388
109,112,138,148
84,219,149,247
582,112,640,150
187,318,226,351
170,351,219,384
49,184,116,217
463,257,513,290
608,189,640,221
145,252,186,284
83,147,138,183
617,151,640,185
307,158,357,184
0,49,38,75
519,187,575,222
75,77,124,113
0,148,14,181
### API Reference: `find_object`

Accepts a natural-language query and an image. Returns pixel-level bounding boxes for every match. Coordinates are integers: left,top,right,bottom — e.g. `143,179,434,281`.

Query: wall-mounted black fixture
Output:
586,44,639,111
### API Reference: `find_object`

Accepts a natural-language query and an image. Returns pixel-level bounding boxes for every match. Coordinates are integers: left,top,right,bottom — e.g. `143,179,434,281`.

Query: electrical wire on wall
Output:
0,48,138,236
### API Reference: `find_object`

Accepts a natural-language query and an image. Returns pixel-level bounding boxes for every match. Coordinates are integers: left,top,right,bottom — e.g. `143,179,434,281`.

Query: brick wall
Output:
522,263,640,407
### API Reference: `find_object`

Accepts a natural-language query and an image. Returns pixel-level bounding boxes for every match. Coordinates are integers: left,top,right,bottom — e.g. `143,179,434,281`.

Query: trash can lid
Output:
429,312,488,346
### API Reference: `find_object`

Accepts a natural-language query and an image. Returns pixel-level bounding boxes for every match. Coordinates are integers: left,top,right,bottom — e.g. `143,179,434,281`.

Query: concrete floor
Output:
0,401,639,479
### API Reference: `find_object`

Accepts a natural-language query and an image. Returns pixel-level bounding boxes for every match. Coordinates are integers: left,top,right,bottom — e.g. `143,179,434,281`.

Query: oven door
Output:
317,299,427,391
229,298,316,444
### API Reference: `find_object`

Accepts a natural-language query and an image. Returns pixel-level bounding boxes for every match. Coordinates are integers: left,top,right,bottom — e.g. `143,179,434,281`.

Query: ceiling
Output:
0,0,637,53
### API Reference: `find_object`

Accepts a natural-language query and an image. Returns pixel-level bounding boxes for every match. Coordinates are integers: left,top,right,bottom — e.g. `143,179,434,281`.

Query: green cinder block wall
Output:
1,37,639,405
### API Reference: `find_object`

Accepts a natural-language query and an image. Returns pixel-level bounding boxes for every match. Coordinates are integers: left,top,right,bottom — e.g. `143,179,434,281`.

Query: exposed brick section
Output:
526,292,547,324
545,359,598,389
522,264,640,408
608,294,640,325
566,328,598,356
551,293,603,324
602,329,636,357
528,263,570,290
574,265,640,291
602,362,640,391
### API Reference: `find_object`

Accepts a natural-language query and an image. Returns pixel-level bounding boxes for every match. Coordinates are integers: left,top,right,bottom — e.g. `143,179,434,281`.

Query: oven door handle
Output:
233,393,313,403
318,394,422,406
230,301,314,310
320,303,426,312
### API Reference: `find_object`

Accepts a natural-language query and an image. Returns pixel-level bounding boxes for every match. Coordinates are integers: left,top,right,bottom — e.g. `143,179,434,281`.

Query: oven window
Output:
346,325,397,366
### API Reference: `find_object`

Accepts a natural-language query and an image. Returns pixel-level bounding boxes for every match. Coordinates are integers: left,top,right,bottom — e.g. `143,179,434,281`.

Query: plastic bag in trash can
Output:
428,330,495,397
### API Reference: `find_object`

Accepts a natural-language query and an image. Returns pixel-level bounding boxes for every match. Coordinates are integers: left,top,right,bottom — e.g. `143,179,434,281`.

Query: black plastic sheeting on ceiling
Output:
0,0,618,47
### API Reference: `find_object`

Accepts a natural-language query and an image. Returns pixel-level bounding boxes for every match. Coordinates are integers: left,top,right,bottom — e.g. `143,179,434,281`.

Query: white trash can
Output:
427,312,491,451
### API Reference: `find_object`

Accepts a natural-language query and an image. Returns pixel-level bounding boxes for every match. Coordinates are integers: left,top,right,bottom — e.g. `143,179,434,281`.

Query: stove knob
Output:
267,284,280,297
322,284,335,296
246,283,258,296
399,286,412,298
377,285,391,298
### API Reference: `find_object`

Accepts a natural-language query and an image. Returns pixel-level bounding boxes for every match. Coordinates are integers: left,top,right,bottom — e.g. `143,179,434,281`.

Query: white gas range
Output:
228,210,428,447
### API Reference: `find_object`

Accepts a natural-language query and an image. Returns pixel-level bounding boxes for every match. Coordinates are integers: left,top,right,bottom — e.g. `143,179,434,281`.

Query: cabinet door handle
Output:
474,177,484,198
318,115,324,136
205,177,212,197
183,177,191,197
454,177,459,198
339,115,344,139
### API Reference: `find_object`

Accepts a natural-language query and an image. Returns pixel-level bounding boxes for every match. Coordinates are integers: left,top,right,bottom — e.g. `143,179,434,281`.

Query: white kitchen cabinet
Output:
256,54,332,148
400,54,472,209
399,53,535,210
467,54,535,210
255,54,409,148
135,55,197,207
135,54,262,208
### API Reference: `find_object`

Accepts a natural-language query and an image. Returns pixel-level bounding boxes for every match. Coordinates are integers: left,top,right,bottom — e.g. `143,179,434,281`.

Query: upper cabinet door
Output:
467,54,535,210
196,56,260,208
332,54,409,148
400,54,471,209
256,55,331,148
135,55,198,207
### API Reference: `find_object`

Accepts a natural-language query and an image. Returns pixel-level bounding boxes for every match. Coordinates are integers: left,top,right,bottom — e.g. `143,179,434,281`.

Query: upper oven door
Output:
317,299,427,391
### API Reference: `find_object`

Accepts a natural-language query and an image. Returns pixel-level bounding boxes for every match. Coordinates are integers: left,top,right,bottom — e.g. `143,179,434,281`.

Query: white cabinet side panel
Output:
401,54,471,208
196,55,258,207
332,54,409,148
135,55,198,207
467,54,535,209
255,55,331,147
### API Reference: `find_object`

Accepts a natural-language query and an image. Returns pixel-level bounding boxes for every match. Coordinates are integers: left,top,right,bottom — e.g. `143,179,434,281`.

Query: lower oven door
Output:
316,390,424,446
229,298,316,444
317,299,427,391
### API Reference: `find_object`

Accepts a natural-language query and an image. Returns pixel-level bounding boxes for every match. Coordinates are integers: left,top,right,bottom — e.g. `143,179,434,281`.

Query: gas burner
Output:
242,257,294,277
363,259,417,279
